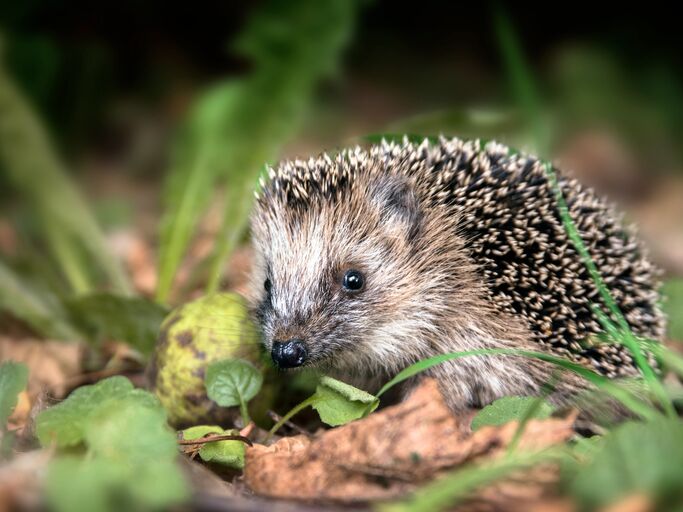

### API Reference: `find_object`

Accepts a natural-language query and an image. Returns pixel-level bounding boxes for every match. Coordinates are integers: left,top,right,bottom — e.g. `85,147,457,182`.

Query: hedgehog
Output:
246,136,665,411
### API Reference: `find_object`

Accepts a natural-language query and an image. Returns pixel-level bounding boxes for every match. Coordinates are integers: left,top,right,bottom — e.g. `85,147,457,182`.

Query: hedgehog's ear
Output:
370,174,421,237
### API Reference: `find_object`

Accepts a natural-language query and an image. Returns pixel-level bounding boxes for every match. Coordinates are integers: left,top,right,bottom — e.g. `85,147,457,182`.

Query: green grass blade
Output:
506,374,559,456
205,0,361,293
156,82,243,302
547,162,673,417
378,447,567,512
493,10,672,415
493,5,546,152
0,59,131,295
648,343,683,378
376,348,657,421
156,0,362,301
44,225,90,295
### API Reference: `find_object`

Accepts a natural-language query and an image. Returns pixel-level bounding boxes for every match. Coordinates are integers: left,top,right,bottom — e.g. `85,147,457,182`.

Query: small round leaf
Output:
205,359,263,408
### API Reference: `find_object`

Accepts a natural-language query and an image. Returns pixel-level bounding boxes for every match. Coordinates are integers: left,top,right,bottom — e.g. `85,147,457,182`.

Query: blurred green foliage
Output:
36,376,156,447
157,0,362,301
65,293,169,356
0,57,131,295
569,417,683,509
550,46,683,164
37,376,188,512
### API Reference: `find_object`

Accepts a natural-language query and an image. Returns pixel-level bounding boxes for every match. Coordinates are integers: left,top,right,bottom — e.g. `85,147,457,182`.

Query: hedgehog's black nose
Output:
271,339,308,368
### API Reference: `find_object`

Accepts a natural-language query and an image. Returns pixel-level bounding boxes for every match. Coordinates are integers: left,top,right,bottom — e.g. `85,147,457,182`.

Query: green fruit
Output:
148,293,262,427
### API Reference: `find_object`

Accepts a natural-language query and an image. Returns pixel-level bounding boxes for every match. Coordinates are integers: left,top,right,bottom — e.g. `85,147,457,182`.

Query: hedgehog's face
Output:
248,172,445,377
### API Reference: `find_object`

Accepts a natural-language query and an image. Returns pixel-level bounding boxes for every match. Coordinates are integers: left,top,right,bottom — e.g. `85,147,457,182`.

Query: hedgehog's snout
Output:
271,338,308,369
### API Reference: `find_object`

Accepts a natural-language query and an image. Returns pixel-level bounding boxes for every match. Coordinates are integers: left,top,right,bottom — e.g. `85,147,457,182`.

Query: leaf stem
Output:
239,400,251,428
267,395,320,441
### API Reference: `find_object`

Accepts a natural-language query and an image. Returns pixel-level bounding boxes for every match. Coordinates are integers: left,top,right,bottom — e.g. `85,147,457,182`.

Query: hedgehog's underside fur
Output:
254,137,665,384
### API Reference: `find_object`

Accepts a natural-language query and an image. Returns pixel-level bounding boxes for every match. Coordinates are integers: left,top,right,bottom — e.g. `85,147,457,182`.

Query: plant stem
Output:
267,395,320,441
239,400,251,428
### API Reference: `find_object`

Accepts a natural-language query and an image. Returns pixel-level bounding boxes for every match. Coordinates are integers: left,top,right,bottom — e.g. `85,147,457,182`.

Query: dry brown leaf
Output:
0,336,84,399
7,391,31,431
244,379,575,503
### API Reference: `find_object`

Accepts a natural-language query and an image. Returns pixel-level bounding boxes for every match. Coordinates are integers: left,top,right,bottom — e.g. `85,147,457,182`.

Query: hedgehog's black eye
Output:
264,278,272,293
342,270,364,292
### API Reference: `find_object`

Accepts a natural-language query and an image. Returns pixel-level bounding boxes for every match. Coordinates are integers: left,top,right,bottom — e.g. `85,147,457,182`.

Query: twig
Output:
178,433,253,447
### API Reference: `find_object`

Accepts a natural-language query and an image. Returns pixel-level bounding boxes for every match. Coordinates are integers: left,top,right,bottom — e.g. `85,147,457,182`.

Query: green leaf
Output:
663,279,683,341
205,359,263,408
46,457,124,512
493,4,546,153
84,398,176,462
66,293,169,356
471,396,554,431
312,376,379,427
268,376,379,437
181,425,245,469
35,376,159,447
571,417,683,508
0,361,28,426
45,398,187,512
381,448,567,512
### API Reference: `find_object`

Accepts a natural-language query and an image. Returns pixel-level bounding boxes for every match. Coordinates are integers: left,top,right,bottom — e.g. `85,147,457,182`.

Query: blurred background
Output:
0,0,682,341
